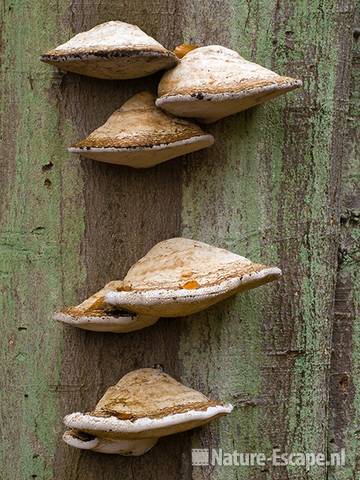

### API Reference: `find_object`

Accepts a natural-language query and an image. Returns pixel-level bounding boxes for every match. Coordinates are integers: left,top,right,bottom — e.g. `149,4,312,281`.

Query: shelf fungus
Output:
54,281,159,333
40,21,178,79
156,45,302,123
105,238,282,318
63,368,233,455
68,92,214,168
55,238,281,332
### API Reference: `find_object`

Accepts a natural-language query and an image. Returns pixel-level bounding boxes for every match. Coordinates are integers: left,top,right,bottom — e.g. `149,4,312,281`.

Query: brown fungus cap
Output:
68,92,214,168
40,21,178,79
92,368,221,420
156,45,302,122
54,281,159,333
63,368,233,455
106,237,282,317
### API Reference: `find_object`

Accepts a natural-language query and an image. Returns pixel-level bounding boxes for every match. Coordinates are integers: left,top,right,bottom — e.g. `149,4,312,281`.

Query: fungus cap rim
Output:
106,266,282,307
68,134,214,153
54,311,139,327
40,48,177,62
64,404,233,435
156,79,303,105
53,311,160,333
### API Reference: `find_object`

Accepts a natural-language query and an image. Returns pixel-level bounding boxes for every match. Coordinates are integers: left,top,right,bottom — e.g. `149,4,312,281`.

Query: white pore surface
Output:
63,430,157,455
63,431,99,450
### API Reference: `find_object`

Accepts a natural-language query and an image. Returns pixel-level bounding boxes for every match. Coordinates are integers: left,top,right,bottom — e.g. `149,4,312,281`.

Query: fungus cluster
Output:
41,20,302,168
55,238,281,332
42,20,297,456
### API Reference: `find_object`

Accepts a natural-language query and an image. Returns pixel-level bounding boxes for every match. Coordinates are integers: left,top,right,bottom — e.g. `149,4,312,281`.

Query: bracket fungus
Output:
55,238,281,333
40,21,178,79
68,92,214,168
54,281,159,333
156,45,302,123
106,238,282,318
63,368,233,455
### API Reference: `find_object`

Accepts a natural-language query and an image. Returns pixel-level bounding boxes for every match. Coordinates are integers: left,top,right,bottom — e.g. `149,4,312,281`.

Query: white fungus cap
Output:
63,368,233,455
105,238,282,317
68,92,214,168
41,21,178,79
156,45,302,122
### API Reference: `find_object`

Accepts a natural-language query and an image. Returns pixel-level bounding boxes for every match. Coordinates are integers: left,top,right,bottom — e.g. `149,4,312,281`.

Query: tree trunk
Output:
0,1,358,479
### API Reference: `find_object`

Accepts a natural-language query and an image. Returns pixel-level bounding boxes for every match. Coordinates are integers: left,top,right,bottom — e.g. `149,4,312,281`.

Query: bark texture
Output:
0,1,358,479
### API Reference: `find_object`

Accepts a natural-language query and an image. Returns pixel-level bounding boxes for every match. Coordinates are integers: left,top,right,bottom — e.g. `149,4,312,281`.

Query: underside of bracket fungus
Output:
156,45,302,123
106,237,282,317
40,21,178,79
54,281,159,333
68,91,214,168
63,368,233,455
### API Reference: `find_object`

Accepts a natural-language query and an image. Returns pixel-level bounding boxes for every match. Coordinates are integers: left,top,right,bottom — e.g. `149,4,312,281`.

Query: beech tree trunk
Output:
0,1,358,479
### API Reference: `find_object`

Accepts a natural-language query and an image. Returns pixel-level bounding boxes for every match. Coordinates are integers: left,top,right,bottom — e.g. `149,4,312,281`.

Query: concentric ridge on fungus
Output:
92,399,222,421
63,368,233,455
